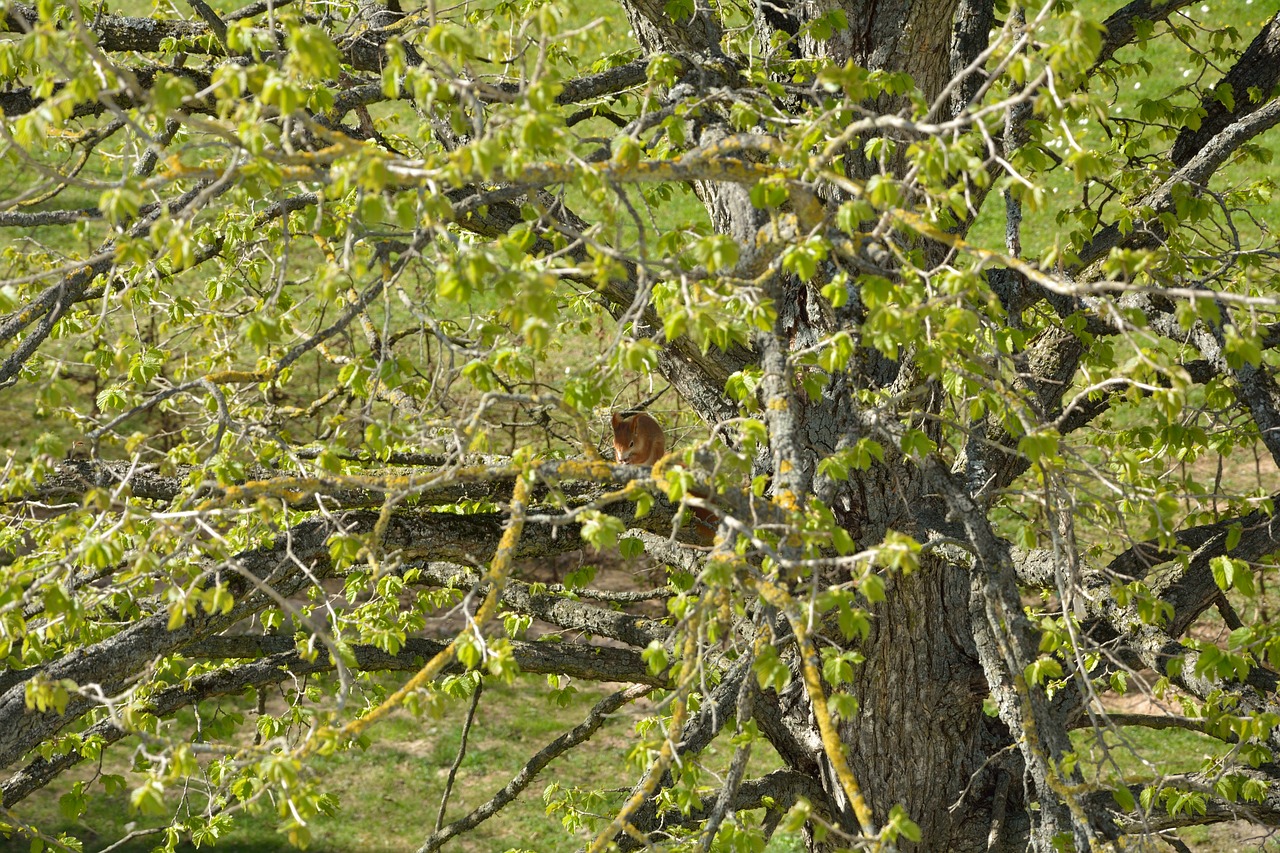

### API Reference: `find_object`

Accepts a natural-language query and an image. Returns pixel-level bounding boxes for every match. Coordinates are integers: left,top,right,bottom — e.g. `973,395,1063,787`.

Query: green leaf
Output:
619,537,645,559
899,429,936,458
130,780,167,817
642,641,668,675
1211,555,1256,597
1112,782,1136,812
287,25,342,80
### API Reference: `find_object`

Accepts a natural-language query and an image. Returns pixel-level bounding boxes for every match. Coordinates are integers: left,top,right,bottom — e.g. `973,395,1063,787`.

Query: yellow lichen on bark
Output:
337,472,532,741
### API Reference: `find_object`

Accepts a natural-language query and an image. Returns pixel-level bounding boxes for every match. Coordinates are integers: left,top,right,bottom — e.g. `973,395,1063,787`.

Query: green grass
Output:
967,0,1280,256
1,679,623,852
1,675,805,853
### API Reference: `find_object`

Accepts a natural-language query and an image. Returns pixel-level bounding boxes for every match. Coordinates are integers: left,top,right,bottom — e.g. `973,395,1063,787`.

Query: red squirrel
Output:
611,411,666,464
611,411,715,543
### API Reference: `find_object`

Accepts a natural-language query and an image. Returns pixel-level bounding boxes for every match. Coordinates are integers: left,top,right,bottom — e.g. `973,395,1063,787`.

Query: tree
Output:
2,0,1280,849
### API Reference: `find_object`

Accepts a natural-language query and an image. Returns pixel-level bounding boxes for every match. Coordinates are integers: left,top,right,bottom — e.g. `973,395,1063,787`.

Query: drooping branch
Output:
0,491,686,772
0,178,240,385
0,516,335,769
2,650,308,808
1,637,664,808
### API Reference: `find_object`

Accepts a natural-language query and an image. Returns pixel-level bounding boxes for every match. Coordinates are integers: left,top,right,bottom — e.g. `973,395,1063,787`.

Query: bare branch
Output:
416,684,653,853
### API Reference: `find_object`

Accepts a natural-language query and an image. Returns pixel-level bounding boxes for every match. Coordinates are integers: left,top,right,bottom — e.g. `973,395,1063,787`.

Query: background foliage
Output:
2,0,1280,850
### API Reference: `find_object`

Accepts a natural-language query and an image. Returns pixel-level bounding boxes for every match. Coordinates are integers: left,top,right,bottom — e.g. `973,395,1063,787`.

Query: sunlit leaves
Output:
151,72,197,113
0,1,1277,850
1024,656,1064,687
898,429,936,459
753,644,791,692
580,510,625,550
1210,556,1256,597
642,641,668,676
1113,581,1175,628
749,177,789,210
23,675,74,715
815,438,884,481
781,238,827,282
1223,325,1264,369
883,805,922,845
129,780,168,818
692,234,739,272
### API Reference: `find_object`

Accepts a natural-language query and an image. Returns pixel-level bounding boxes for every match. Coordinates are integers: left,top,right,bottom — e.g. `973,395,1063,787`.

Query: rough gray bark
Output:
598,1,1280,849
840,558,989,848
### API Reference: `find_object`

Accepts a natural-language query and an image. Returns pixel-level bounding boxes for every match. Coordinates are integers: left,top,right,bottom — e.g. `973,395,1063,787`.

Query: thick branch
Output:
189,634,668,685
1171,12,1280,167
1092,0,1196,69
926,458,1098,847
1076,96,1280,274
0,65,215,119
0,516,336,769
24,457,655,510
1086,766,1280,832
411,563,669,649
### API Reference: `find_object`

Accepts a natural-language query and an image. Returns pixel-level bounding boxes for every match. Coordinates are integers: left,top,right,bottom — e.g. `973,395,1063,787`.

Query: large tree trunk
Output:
841,559,992,849
646,1,1037,847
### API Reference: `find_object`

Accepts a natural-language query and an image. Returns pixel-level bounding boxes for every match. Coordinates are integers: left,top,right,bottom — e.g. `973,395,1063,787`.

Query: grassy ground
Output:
0,674,803,853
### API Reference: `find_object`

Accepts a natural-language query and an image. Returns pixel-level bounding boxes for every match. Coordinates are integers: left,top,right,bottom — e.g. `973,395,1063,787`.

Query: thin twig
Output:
697,653,755,851
435,677,484,833
417,684,651,853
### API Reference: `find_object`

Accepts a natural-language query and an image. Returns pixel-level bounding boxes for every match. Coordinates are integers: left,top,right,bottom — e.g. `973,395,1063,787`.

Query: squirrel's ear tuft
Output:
611,412,624,429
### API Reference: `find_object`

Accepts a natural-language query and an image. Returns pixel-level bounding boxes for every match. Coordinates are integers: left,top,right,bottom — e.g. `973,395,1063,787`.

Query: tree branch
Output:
1087,766,1280,832
1092,0,1196,69
416,684,653,852
1171,12,1280,167
1075,95,1280,274
616,769,828,850
2,635,664,809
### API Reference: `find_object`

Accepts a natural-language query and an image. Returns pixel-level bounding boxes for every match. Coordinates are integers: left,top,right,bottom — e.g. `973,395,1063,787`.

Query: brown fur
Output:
611,411,716,543
611,411,666,464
